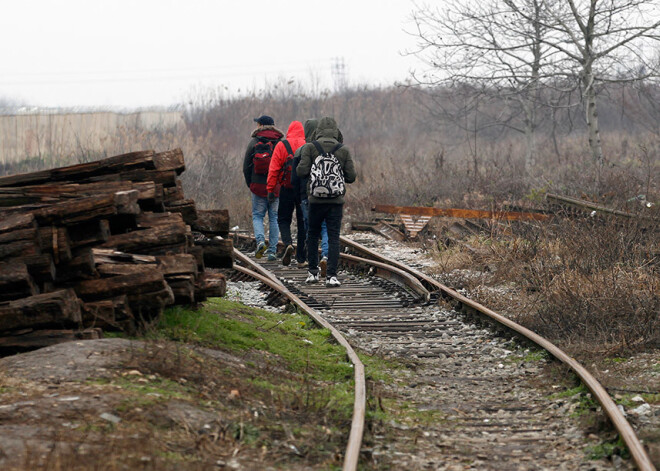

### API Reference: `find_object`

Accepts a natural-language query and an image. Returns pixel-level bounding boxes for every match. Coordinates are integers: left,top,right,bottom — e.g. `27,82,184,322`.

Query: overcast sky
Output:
0,0,422,110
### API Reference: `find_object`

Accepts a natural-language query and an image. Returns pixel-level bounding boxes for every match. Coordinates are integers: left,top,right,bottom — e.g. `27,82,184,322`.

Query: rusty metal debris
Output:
546,193,658,222
399,214,432,238
372,204,551,222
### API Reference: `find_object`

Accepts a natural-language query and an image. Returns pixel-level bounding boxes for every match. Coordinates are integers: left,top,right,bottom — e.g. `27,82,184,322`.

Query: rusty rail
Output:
233,254,365,471
373,204,551,221
340,235,656,471
546,193,658,223
340,252,430,303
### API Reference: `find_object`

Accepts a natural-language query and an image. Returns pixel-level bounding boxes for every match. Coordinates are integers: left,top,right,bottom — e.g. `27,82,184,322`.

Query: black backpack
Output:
309,141,345,198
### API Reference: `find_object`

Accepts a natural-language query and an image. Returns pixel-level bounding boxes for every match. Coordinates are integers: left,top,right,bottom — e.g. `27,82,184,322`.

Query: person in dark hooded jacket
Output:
296,116,356,287
243,115,283,260
293,118,329,268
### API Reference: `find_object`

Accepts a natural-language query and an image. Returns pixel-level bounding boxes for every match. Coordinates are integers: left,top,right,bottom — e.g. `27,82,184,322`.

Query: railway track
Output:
228,232,655,471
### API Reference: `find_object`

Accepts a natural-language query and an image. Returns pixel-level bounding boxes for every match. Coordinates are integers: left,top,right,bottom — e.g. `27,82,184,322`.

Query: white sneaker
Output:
325,276,341,287
305,271,319,284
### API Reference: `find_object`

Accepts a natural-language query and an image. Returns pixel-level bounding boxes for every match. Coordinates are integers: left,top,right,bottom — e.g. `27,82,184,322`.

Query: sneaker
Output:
305,271,319,284
267,253,277,261
319,257,328,278
326,276,341,287
297,260,308,268
255,241,267,259
282,245,294,266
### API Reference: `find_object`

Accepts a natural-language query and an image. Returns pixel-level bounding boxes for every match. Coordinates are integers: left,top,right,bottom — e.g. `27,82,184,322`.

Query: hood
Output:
303,119,319,142
314,117,339,140
251,125,284,139
286,120,305,141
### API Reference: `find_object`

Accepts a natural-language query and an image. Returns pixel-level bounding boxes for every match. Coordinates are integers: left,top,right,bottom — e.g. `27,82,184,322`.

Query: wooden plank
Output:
69,169,175,187
188,246,205,272
20,254,57,282
196,238,234,268
82,296,136,334
29,194,117,225
196,272,226,298
99,223,187,253
137,211,186,228
167,275,195,304
0,289,82,331
0,150,156,187
153,148,185,174
192,209,229,235
373,204,551,221
0,227,39,245
374,220,406,241
67,219,111,248
156,254,198,276
113,190,141,215
0,213,37,234
164,199,197,224
96,263,157,277
0,240,40,260
73,269,168,301
38,226,72,263
91,248,156,265
0,261,39,301
163,180,184,203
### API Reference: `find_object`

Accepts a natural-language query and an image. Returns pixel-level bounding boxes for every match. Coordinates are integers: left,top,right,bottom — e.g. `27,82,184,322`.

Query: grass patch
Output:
615,393,660,408
505,348,550,364
156,298,354,381
587,436,630,461
550,384,600,417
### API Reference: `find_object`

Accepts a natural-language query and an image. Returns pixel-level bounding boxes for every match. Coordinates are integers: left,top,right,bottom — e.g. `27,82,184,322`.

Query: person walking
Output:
266,120,306,266
293,119,329,270
243,115,283,261
296,116,356,287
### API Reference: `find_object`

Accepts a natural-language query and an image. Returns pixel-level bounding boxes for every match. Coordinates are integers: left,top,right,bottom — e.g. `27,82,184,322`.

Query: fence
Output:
0,110,184,164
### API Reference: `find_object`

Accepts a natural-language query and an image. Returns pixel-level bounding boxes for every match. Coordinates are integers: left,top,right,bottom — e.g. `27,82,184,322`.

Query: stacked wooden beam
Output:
0,149,230,351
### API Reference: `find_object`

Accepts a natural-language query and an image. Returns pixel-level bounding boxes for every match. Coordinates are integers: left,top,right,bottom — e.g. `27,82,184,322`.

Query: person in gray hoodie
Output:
296,116,356,287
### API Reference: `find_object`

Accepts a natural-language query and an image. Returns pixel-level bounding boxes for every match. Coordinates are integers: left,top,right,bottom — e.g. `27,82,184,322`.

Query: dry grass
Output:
2,85,658,354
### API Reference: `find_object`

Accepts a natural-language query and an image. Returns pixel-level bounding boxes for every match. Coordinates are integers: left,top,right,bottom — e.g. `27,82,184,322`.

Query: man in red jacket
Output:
267,120,306,266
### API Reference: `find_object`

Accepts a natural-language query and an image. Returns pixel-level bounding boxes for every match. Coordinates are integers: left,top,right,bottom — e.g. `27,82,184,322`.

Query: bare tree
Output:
515,0,660,173
408,0,561,170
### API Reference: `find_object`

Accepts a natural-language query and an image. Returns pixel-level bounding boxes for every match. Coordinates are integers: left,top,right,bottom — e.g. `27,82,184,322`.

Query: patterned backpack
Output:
309,141,345,198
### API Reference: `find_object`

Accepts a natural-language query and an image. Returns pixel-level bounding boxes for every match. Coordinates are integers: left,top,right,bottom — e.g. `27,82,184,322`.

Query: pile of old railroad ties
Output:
0,149,233,353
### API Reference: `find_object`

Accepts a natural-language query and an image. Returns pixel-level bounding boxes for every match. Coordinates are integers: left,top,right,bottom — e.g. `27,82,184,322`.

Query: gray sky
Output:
1,0,422,109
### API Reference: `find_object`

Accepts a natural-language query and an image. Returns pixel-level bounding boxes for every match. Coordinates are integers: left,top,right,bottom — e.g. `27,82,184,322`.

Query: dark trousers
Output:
277,187,306,263
307,203,343,278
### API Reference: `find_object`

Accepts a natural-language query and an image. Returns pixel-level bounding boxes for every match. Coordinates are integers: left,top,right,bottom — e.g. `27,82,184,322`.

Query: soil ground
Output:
0,234,658,470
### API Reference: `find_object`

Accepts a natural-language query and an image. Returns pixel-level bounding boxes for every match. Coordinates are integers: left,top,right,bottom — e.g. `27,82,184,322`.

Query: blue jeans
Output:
252,193,278,255
301,199,328,258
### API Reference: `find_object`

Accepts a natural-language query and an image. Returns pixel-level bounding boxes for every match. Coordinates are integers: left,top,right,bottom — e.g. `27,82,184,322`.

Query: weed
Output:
587,436,630,461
